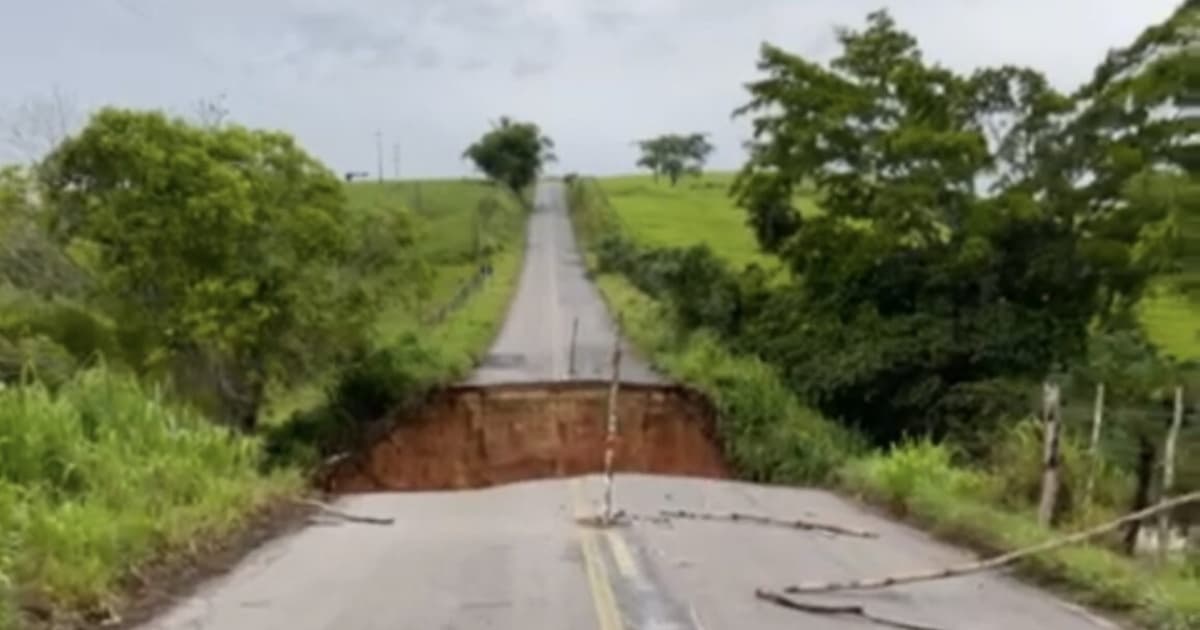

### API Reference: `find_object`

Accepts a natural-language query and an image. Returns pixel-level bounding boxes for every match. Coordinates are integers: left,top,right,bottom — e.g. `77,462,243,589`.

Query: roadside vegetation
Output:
570,4,1200,628
0,108,538,628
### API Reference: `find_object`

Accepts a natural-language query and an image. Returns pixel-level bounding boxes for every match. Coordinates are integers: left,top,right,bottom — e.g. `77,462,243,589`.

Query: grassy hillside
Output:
1141,286,1200,361
598,173,1200,361
595,174,780,271
345,179,526,310
1141,208,1200,361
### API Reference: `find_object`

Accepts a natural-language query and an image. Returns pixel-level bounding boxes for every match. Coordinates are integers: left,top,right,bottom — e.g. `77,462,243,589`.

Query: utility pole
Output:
393,143,401,180
375,130,383,183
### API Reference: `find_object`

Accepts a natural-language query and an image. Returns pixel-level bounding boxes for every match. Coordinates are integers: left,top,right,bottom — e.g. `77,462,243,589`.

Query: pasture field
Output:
597,173,1200,361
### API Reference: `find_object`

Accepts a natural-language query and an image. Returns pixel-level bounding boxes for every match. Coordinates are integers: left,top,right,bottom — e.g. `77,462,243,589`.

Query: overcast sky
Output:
0,0,1183,177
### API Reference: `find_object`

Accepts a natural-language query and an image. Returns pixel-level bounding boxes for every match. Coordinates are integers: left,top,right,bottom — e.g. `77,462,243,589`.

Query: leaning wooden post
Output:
779,490,1200,595
602,316,623,525
1038,381,1063,528
568,317,580,378
1157,384,1185,564
1083,382,1106,511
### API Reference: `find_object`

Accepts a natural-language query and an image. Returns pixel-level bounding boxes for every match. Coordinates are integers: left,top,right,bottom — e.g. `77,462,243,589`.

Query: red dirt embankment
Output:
326,381,729,492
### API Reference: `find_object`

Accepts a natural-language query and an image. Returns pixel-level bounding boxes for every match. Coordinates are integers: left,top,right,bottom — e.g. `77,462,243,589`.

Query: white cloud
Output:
0,0,1183,176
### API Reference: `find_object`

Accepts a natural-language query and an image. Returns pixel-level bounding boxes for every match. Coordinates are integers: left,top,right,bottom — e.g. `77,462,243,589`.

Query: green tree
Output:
39,108,372,430
463,116,555,194
635,133,714,185
1061,0,1200,323
730,10,1173,442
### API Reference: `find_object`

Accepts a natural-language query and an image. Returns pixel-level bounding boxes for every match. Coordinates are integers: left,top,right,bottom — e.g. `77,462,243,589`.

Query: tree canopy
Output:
724,9,1188,442
463,116,555,193
635,133,714,185
38,108,387,429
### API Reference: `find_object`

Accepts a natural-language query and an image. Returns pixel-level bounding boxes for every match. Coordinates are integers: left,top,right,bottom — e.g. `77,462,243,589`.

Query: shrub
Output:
330,338,440,421
984,418,1132,525
839,440,988,510
264,335,443,467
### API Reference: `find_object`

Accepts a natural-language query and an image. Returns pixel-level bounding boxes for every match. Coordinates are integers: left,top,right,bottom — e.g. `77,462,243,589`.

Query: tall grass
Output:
840,441,1200,630
0,369,299,627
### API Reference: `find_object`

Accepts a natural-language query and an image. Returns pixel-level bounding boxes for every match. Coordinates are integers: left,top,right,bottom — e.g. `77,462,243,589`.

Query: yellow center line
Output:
604,529,643,582
571,479,624,630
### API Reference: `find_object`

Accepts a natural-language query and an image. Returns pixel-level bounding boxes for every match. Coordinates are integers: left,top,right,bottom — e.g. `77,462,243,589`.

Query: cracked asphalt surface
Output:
138,181,1119,630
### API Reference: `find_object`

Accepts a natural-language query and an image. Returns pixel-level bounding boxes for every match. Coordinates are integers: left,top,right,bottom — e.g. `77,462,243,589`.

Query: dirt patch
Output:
325,381,729,492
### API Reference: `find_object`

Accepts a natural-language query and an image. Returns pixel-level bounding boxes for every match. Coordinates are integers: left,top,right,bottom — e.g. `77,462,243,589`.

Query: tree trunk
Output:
1124,435,1157,554
1083,382,1105,510
236,374,265,433
1157,385,1185,562
1038,382,1062,527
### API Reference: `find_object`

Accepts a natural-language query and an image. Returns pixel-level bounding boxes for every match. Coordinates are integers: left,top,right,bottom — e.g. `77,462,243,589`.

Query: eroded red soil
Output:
325,381,729,492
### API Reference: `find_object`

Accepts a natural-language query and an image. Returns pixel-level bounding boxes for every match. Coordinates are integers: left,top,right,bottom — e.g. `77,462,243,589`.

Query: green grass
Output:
346,178,525,265
0,369,300,629
841,442,1200,630
345,177,524,349
1140,277,1200,362
595,174,784,271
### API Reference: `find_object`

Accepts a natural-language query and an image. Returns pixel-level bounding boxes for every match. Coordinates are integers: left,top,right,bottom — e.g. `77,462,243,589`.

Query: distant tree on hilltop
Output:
463,116,555,194
635,133,714,185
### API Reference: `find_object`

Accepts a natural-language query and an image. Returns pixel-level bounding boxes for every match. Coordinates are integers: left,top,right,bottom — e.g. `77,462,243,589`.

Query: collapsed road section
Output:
324,381,729,492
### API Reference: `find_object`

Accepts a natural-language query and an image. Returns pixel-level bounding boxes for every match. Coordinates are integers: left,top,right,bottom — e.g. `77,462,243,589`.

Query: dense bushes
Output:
0,369,297,624
588,193,1041,445
596,274,859,483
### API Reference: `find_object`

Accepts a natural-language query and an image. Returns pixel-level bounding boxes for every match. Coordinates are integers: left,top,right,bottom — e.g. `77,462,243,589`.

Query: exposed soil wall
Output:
325,381,728,492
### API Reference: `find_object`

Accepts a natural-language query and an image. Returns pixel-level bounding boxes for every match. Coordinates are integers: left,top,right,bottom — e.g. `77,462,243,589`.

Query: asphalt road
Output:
465,180,662,385
139,182,1119,630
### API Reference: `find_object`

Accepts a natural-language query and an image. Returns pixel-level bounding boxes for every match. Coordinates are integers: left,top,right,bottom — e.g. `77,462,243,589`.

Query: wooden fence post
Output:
1083,382,1106,510
568,317,579,378
1038,381,1062,528
1157,385,1184,563
602,317,623,525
